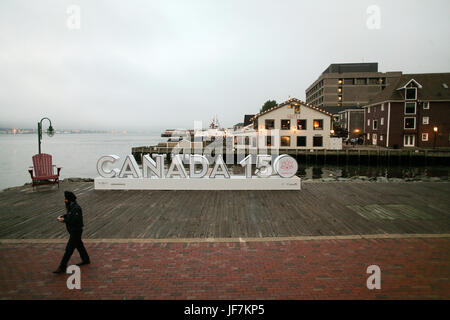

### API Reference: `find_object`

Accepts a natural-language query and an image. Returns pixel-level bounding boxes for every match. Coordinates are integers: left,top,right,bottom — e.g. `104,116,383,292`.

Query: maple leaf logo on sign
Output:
274,155,298,178
280,158,295,170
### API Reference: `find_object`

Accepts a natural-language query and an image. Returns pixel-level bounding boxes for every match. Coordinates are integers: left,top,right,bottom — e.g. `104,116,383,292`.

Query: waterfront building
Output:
250,98,338,150
305,62,402,111
337,108,365,140
363,73,450,148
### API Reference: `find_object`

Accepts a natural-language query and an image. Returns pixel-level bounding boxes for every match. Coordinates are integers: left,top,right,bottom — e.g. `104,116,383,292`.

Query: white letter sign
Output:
189,155,210,178
142,154,165,178
166,155,188,178
94,153,301,190
97,155,120,178
209,155,230,178
119,155,142,178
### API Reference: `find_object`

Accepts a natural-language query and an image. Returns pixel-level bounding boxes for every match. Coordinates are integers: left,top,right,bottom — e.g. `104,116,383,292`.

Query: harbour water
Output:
1,133,449,190
0,133,161,190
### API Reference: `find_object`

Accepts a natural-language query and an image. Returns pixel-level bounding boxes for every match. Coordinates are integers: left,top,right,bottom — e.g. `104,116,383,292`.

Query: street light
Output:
433,127,438,149
38,117,55,154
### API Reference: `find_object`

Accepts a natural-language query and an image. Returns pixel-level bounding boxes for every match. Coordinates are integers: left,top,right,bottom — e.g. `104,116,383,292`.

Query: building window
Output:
297,136,307,147
423,116,429,125
423,102,430,109
404,117,416,129
281,119,290,130
406,88,417,100
404,135,415,147
381,104,384,111
405,102,416,115
265,119,275,130
280,136,291,147
313,119,323,130
356,78,366,85
297,119,307,130
367,119,371,126
380,135,384,141
381,117,384,125
368,107,370,113
313,136,323,147
266,136,272,147
294,105,300,114
373,120,378,130
369,78,378,85
367,133,371,140
422,133,428,141
344,78,354,85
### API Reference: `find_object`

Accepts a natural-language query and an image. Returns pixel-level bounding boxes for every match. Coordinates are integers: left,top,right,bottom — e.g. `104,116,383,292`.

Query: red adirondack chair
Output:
28,153,62,189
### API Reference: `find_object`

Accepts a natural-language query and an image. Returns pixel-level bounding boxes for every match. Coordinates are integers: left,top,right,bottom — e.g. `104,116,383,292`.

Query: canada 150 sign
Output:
95,154,301,190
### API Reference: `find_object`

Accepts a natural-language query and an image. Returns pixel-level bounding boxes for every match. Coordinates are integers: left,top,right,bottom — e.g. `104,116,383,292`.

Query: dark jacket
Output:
63,202,84,233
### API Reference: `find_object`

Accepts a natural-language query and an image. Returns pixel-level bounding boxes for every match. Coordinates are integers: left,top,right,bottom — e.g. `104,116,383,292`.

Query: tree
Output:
260,100,277,113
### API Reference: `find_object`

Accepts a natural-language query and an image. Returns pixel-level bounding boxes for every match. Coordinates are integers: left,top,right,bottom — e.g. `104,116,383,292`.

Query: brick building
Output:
363,73,450,148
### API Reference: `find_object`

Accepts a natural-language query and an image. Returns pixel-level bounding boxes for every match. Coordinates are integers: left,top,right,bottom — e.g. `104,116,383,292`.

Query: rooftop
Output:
322,62,378,74
251,98,332,121
366,72,450,105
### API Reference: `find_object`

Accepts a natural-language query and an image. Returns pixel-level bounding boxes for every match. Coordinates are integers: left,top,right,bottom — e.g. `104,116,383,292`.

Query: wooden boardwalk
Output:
0,182,449,239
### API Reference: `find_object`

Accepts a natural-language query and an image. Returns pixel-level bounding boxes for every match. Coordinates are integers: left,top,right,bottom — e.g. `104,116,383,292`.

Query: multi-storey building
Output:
364,73,450,148
305,63,402,111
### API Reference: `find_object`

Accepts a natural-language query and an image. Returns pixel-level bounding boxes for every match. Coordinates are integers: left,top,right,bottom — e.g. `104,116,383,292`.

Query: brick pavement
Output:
0,237,449,300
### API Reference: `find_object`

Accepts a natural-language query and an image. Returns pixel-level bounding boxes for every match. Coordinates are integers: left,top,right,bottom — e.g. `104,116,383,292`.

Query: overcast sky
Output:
0,0,449,131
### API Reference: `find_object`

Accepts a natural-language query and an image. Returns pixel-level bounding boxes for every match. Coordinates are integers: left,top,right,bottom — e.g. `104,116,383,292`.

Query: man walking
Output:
53,191,90,274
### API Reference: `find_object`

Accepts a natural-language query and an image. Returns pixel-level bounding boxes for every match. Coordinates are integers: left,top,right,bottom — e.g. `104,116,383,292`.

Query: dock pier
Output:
131,146,450,166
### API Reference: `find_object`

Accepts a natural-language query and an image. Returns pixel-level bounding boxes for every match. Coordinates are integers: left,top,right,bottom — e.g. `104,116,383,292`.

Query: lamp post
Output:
433,127,438,149
37,117,55,154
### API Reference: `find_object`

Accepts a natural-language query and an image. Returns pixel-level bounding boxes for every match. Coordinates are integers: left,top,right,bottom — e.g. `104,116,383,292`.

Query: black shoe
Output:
76,260,90,266
53,267,66,274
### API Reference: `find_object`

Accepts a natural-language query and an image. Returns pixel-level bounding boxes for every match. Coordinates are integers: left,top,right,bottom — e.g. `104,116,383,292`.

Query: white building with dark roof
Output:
250,98,337,150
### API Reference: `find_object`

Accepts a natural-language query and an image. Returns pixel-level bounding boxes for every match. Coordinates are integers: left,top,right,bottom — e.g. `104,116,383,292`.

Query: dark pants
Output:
59,230,90,269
